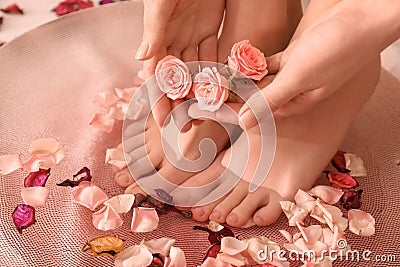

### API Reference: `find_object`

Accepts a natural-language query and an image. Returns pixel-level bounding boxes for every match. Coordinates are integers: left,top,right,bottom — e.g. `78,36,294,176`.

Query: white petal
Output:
344,153,367,177
164,246,186,267
21,187,49,207
115,245,153,267
131,207,159,233
220,237,248,256
308,186,343,205
143,237,175,256
104,194,135,213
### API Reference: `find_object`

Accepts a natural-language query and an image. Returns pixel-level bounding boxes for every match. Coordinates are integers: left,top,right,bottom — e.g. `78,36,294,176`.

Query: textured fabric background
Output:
0,1,399,266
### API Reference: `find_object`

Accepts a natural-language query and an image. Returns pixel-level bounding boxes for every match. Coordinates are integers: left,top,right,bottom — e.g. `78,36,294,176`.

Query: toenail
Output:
255,216,264,225
193,208,204,217
227,214,238,224
210,211,221,220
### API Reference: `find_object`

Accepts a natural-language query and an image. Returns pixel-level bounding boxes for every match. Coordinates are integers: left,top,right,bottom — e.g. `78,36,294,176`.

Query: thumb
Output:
135,0,177,60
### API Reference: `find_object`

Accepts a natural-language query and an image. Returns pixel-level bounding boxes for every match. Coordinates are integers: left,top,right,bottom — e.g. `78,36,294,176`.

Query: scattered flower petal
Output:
0,154,22,175
77,0,93,9
280,200,309,226
105,148,127,171
296,221,323,244
73,181,108,210
104,194,135,213
130,207,159,232
216,252,248,266
99,0,115,5
89,113,115,133
57,166,92,187
114,87,138,102
279,230,293,243
348,209,375,236
193,224,235,244
344,153,367,177
12,204,36,234
327,171,358,189
204,243,221,260
208,221,224,232
308,186,343,205
1,3,23,14
24,168,50,187
142,237,176,256
21,187,50,208
294,189,316,212
82,235,125,257
28,138,65,165
331,150,349,172
340,189,363,210
93,205,124,231
164,246,187,267
94,91,119,108
220,236,247,256
115,245,153,267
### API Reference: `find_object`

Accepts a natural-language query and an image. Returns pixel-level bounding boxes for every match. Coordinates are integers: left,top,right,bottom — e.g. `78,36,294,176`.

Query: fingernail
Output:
135,41,149,60
210,211,221,220
227,214,238,224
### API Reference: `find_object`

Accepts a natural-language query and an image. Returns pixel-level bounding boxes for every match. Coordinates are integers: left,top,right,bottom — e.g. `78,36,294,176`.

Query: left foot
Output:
172,60,380,227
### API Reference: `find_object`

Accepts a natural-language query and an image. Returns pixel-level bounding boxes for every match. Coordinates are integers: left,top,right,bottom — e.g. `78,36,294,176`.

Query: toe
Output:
191,200,220,222
210,182,248,224
114,168,134,187
124,133,146,153
225,187,269,227
252,190,283,226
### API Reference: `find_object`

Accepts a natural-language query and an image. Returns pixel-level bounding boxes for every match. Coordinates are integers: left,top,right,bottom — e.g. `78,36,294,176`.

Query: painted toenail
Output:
210,211,221,220
227,214,238,223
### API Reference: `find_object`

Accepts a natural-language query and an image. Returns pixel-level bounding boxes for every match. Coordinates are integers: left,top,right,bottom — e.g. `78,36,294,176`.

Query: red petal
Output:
204,244,221,260
1,3,23,15
12,204,36,234
57,166,92,187
328,171,358,189
331,150,349,172
24,168,50,187
77,0,93,9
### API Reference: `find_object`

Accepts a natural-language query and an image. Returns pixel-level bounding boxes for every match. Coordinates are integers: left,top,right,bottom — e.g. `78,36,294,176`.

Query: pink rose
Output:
155,55,192,100
193,67,229,112
228,40,268,81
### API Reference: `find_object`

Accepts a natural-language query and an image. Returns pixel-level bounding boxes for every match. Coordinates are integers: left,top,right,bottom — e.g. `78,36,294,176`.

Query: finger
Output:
171,99,192,132
153,95,172,127
198,35,218,62
188,102,243,125
135,0,177,60
265,52,283,75
256,74,276,89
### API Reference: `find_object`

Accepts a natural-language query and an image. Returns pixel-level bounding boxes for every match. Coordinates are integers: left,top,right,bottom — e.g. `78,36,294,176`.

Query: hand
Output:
136,0,225,127
238,0,400,129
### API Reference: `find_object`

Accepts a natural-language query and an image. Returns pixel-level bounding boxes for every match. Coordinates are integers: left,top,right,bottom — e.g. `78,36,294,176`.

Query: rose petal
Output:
57,166,92,187
93,205,124,231
296,221,323,244
200,257,230,267
22,155,56,172
115,245,153,267
294,189,316,212
308,186,343,205
340,189,363,210
204,243,221,260
105,148,127,171
12,204,36,234
73,181,108,210
28,138,65,164
302,257,333,267
0,154,22,175
99,0,115,5
279,230,293,243
94,91,119,108
1,3,23,14
142,237,175,256
220,237,248,256
208,221,224,232
331,150,349,172
280,201,309,226
245,236,280,265
77,0,93,9
82,235,125,257
216,253,248,266
164,246,186,267
89,113,115,133
130,207,159,232
21,187,50,207
327,171,358,189
348,209,375,236
104,194,135,213
52,2,77,16
344,153,367,177
114,87,138,102
24,168,50,187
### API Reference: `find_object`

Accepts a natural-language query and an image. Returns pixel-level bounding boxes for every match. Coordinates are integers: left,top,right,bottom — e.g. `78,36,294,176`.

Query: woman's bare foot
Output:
174,59,381,227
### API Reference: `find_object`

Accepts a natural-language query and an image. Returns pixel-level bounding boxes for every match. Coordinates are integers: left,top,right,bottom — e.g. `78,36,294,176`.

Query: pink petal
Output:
94,91,119,108
245,237,280,264
24,168,50,187
308,186,343,205
279,230,293,243
200,257,231,267
28,138,65,164
109,105,125,120
21,187,50,207
164,246,186,267
12,204,36,234
216,253,247,266
220,237,248,256
22,155,56,172
344,153,367,177
104,194,135,213
294,190,316,212
114,87,138,102
280,201,309,226
302,257,333,267
105,148,127,171
89,113,115,133
296,221,323,244
130,207,159,232
294,238,329,257
93,205,123,231
142,237,175,256
73,181,108,211
348,209,375,236
0,154,22,175
115,245,153,267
